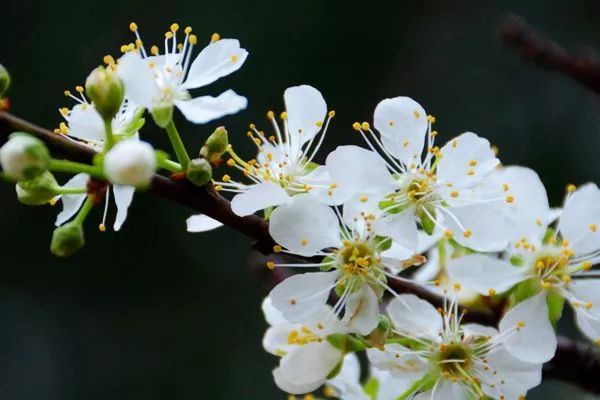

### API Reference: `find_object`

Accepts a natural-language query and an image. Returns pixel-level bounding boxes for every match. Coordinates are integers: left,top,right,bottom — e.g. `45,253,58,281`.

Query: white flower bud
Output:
85,66,124,121
104,139,156,187
0,133,50,180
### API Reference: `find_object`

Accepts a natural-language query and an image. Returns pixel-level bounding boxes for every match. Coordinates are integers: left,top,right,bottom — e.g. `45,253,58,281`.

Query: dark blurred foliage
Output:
1,0,600,398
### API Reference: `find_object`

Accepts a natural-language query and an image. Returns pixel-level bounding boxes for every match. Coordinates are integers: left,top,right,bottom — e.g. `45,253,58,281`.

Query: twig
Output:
501,14,600,94
1,109,599,393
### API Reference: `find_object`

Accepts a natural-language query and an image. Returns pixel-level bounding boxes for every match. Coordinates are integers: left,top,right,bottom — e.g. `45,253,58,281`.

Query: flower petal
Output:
182,39,248,89
499,292,557,363
279,341,342,389
559,183,600,256
186,214,223,233
343,285,380,335
269,271,338,322
261,297,288,326
367,343,428,381
230,181,291,217
574,307,600,342
284,85,327,149
55,173,90,226
117,52,159,108
174,89,247,124
447,254,527,296
437,132,499,186
273,367,320,395
567,279,600,318
386,294,442,339
299,166,352,206
66,104,106,142
369,368,415,400
373,97,428,166
374,207,418,251
112,185,135,231
326,354,369,400
268,195,341,256
443,202,509,252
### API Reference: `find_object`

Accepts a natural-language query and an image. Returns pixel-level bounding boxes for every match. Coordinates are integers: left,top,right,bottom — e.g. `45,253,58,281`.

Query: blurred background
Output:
1,0,600,398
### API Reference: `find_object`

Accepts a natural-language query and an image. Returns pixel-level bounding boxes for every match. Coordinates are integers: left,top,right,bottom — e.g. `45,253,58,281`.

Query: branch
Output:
2,109,599,393
501,14,600,94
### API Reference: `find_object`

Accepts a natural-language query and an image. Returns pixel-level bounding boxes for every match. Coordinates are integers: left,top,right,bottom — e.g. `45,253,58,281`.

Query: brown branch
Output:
2,109,600,393
501,14,600,94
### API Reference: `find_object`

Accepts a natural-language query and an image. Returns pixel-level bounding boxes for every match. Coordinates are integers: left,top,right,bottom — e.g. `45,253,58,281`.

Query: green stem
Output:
74,196,93,225
164,120,190,169
396,372,436,400
103,119,115,150
56,187,88,195
157,158,182,173
48,159,105,180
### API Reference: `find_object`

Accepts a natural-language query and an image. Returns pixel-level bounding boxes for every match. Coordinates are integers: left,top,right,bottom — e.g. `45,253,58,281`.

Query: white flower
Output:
213,85,338,217
325,97,510,252
449,170,600,353
186,214,223,232
262,298,345,395
367,294,543,400
104,139,156,187
116,23,247,124
267,195,424,335
323,353,369,400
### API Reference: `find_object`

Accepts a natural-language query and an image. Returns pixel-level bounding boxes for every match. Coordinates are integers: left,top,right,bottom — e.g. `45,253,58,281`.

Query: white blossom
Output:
104,139,156,187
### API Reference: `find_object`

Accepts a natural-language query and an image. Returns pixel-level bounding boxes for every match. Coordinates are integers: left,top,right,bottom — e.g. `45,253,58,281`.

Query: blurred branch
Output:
501,14,600,94
2,109,600,393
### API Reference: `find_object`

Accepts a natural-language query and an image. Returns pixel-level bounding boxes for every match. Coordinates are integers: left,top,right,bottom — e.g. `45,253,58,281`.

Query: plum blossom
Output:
267,195,425,336
367,294,543,400
325,97,510,252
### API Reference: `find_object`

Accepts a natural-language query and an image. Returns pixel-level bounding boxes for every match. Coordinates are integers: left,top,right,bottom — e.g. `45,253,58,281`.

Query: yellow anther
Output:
288,396,297,400
214,185,223,191
466,170,475,176
388,120,394,126
170,23,180,32
103,55,115,65
413,110,421,118
488,288,496,296
315,120,323,127
360,195,368,203
453,283,462,291
361,122,370,130
582,261,592,271
184,26,193,35
444,229,454,238
323,385,336,397
75,85,84,93
431,130,438,137
273,245,282,253
300,239,309,246
468,159,477,166
566,184,576,192
563,275,572,284
303,395,315,400
64,90,71,97
463,229,472,238
506,195,514,203
222,174,231,182
595,339,600,346
328,110,336,118
586,302,593,310
226,158,235,167
150,45,159,56
280,111,288,120
516,321,526,328
59,122,69,134
211,32,221,42
450,190,459,198
352,122,361,131
49,197,58,206
266,110,275,120
590,224,598,232
99,223,106,232
59,107,70,116
177,43,183,51
451,140,458,148
502,183,509,192
535,261,545,270
230,55,238,63
135,39,143,48
120,45,128,53
165,31,174,39
427,115,436,123
541,281,552,289
266,261,276,270
129,22,138,32
329,183,338,189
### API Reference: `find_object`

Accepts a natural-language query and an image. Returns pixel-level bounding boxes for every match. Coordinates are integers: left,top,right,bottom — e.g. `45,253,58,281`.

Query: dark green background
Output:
1,0,600,398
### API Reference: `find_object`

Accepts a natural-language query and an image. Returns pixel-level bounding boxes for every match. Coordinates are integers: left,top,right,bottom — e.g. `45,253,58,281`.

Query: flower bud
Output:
151,104,174,128
186,158,212,187
200,126,229,164
0,63,10,98
104,139,157,187
16,171,59,205
85,66,124,121
0,133,50,180
50,221,85,257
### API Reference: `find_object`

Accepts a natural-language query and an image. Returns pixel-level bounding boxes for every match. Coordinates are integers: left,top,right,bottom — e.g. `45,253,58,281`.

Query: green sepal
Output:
419,208,436,235
16,171,59,205
542,228,556,245
374,236,392,252
303,161,319,174
118,108,146,137
50,221,85,257
321,255,336,271
363,377,379,400
326,359,344,380
326,333,367,353
510,255,525,267
397,371,437,400
186,158,212,187
508,277,541,308
547,290,566,326
151,104,174,128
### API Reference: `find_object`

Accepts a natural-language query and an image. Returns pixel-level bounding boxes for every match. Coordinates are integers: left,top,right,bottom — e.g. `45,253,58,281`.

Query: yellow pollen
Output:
413,110,420,118
361,122,370,130
541,281,552,289
75,85,84,93
211,32,221,42
516,321,526,328
266,110,275,120
103,55,115,65
328,110,336,118
451,140,458,148
502,183,509,192
189,34,198,45
590,224,598,232
468,159,477,166
300,239,309,246
184,26,193,35
280,111,288,120
586,302,593,309
98,223,106,232
352,122,361,131
463,229,472,238
444,230,454,238
170,23,180,32
427,115,436,123
59,107,69,116
536,218,542,226
266,261,275,270
150,46,159,56
59,122,69,134
566,183,576,192
582,261,592,271
450,190,459,198
165,31,173,39
230,55,238,63
214,185,223,191
129,22,138,32
360,195,368,203
222,174,231,182
273,245,282,253
488,288,496,296
453,283,462,291
466,170,475,176
315,120,323,127
506,195,514,203
323,386,336,397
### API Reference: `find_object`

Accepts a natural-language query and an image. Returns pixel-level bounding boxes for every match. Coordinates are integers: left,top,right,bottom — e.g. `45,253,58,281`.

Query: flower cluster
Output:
1,20,599,400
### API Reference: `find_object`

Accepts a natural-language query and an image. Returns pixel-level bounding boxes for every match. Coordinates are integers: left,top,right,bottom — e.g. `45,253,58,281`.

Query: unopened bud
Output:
104,139,157,187
50,221,85,257
186,158,212,187
16,171,59,205
151,104,174,128
0,133,50,180
200,126,229,164
0,63,10,97
85,66,124,121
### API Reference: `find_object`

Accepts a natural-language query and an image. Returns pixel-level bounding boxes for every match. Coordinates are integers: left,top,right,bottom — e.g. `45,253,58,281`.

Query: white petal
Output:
559,183,600,256
386,294,442,339
428,381,470,400
326,354,369,400
367,344,428,381
182,39,248,89
567,279,600,318
230,181,291,217
437,132,499,186
373,97,428,166
326,145,395,196
269,271,338,322
574,307,600,342
300,166,352,206
268,195,341,256
342,193,383,229
279,341,342,388
174,89,247,124
66,104,106,141
369,368,415,400
186,214,223,232
481,347,542,400
462,323,499,338
261,297,288,326
499,292,557,363
263,323,297,356
55,173,89,226
374,207,418,251
343,285,380,335
117,52,159,108
112,185,135,231
443,202,509,252
273,367,319,395
284,85,327,146
492,166,550,243
381,242,416,274
446,254,527,296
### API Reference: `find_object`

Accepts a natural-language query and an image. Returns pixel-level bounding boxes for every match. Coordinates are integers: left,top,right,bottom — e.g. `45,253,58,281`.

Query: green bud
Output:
50,221,85,257
85,66,124,121
0,63,10,97
200,126,229,164
186,158,212,187
0,133,50,180
16,171,59,205
151,104,174,128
